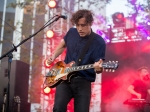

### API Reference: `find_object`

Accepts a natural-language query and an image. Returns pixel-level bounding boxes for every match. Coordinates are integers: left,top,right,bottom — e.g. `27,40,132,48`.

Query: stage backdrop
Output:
101,40,150,112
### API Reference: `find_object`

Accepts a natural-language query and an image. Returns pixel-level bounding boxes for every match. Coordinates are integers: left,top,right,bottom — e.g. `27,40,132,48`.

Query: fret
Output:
65,68,69,73
81,66,84,69
57,69,62,75
88,65,91,68
71,68,73,72
64,69,67,73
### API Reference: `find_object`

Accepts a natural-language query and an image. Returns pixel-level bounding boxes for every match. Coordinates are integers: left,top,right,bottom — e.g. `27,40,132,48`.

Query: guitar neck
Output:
65,63,108,73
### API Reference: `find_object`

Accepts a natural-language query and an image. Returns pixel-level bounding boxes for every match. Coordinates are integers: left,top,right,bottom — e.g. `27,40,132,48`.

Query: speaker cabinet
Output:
0,60,30,112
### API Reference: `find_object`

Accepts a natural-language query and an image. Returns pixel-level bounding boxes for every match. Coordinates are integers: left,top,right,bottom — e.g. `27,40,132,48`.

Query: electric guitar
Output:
45,61,119,88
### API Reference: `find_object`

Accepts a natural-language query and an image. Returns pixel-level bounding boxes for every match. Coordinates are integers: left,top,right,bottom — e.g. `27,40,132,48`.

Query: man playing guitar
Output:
47,9,106,112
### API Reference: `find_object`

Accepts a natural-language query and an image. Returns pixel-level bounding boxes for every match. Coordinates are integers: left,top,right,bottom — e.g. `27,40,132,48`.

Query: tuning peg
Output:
112,70,115,72
115,61,118,63
105,69,108,72
109,69,112,72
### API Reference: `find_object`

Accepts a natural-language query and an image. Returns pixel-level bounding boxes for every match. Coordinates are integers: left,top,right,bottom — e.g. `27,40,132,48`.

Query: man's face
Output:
140,69,149,81
76,18,92,37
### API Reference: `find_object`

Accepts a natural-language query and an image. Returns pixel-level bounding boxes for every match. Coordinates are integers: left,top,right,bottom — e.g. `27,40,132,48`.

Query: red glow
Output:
48,0,57,8
117,14,123,19
46,30,54,38
142,42,150,52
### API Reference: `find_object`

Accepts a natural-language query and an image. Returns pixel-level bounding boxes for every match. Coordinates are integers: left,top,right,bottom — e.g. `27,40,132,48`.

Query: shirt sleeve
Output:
64,31,69,44
131,80,137,87
64,28,72,44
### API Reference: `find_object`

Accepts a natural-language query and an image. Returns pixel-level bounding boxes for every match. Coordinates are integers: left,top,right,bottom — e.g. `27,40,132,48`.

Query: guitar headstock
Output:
102,61,119,72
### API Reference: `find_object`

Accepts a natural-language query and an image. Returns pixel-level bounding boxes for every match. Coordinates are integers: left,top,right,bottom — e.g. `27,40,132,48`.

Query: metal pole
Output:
28,0,36,102
0,0,7,65
12,0,24,60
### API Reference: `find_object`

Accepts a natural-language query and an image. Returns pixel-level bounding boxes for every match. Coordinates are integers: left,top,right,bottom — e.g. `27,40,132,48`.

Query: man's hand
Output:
136,93,141,99
93,59,103,73
47,56,55,65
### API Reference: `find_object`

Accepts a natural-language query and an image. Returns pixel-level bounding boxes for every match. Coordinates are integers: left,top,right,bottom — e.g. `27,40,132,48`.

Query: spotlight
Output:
147,36,150,40
147,21,150,26
46,30,54,38
44,59,51,68
48,0,57,8
112,12,125,25
43,86,51,95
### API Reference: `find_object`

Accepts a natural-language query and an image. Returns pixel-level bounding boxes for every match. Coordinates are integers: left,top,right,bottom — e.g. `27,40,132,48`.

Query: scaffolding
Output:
41,0,75,111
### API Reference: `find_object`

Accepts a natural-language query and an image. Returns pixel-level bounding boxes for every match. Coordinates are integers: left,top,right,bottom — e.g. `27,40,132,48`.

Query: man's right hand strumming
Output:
136,93,141,99
47,56,55,65
46,40,66,65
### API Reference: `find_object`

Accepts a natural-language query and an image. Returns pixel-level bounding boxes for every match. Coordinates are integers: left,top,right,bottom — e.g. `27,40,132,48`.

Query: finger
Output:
49,57,54,62
47,58,53,65
99,59,103,63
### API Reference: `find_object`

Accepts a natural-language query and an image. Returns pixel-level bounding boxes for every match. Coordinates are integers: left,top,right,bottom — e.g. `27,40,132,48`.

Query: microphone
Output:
58,15,67,20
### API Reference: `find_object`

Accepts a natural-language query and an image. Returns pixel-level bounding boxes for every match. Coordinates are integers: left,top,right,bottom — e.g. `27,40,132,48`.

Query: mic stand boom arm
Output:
0,15,62,112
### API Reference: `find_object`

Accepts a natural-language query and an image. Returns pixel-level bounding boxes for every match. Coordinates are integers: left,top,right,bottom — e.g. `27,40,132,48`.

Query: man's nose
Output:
78,25,83,31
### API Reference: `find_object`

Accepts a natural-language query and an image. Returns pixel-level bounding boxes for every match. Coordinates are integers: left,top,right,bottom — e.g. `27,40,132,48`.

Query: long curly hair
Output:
70,9,94,25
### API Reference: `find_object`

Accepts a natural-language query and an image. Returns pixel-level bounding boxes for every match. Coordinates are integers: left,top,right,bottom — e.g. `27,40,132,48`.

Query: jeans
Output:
53,76,91,112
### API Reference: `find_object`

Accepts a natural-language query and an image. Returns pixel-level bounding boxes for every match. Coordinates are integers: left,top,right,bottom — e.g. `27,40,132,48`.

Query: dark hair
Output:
70,9,94,25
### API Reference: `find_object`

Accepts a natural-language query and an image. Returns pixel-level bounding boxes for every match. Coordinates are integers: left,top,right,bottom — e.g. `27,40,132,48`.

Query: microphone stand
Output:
0,15,63,112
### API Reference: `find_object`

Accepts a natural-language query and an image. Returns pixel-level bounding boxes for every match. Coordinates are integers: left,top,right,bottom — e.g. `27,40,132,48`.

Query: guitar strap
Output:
75,31,96,66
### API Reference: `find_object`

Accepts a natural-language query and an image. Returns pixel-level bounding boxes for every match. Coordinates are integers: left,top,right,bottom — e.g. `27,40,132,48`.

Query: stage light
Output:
107,25,111,29
48,0,57,8
46,30,54,38
147,21,150,26
44,86,51,95
112,12,125,25
117,14,123,19
106,39,110,43
44,59,51,68
147,36,150,40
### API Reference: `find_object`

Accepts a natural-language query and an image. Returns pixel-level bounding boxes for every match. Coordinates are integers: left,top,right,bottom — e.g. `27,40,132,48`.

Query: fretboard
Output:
65,63,111,73
65,64,93,73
